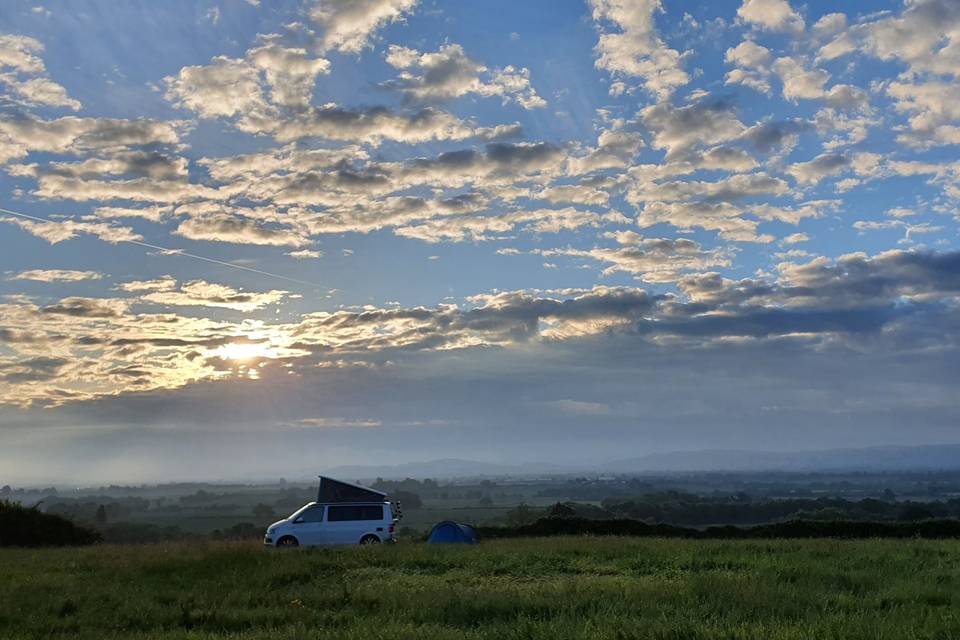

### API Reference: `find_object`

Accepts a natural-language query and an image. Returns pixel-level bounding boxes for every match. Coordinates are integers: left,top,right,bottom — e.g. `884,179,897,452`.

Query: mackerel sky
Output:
1,0,959,483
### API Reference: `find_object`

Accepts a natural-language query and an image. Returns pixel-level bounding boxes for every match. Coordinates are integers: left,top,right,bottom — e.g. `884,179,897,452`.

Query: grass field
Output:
2,537,959,639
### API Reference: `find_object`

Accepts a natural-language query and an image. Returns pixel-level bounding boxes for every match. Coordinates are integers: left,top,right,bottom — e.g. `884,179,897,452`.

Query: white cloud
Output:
781,232,809,245
11,269,103,282
140,280,287,311
724,40,772,94
164,55,269,120
772,57,829,102
639,98,746,159
310,0,418,54
589,0,689,99
384,43,545,109
0,34,79,110
287,249,323,259
540,231,732,283
737,0,804,33
2,216,142,244
786,153,849,185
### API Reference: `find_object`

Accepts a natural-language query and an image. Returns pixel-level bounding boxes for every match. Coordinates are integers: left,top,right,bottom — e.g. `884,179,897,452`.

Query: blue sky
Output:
0,0,959,483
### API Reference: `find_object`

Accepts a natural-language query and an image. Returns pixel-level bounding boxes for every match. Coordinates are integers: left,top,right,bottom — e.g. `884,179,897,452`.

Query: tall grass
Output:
1,537,958,639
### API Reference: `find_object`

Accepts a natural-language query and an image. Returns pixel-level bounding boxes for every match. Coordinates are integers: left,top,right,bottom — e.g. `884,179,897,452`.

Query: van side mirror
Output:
293,517,304,524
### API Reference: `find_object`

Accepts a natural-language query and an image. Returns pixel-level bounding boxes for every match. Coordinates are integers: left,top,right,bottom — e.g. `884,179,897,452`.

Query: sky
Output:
0,0,959,484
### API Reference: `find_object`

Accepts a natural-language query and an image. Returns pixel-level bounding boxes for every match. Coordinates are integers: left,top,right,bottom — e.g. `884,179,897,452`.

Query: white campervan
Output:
264,476,401,548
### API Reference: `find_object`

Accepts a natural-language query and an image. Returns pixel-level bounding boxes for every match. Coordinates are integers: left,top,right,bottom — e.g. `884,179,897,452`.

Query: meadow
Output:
1,536,958,639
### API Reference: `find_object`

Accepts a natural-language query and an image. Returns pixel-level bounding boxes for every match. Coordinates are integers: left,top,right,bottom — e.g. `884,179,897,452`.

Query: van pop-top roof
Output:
317,476,387,503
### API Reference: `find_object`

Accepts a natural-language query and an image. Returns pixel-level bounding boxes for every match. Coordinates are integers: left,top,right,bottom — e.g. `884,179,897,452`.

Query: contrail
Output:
0,205,323,289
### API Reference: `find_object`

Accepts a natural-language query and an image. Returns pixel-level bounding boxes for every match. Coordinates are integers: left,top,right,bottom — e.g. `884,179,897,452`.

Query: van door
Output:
325,505,360,544
291,505,325,545
326,504,386,543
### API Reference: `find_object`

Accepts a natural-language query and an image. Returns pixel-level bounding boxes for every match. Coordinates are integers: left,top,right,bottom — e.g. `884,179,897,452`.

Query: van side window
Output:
328,505,384,521
298,506,324,522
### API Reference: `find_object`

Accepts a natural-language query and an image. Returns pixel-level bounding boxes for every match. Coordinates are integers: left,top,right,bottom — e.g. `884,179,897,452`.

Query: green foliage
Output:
0,500,100,547
481,516,960,540
599,493,960,525
393,490,423,509
1,537,959,639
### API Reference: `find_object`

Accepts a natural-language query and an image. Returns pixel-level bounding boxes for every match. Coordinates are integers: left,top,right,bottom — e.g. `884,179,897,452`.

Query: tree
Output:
505,503,537,526
548,502,576,518
252,503,276,521
95,505,107,525
393,491,423,509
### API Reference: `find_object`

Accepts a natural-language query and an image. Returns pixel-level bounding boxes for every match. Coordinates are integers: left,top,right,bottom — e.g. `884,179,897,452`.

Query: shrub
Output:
0,500,100,547
478,516,960,540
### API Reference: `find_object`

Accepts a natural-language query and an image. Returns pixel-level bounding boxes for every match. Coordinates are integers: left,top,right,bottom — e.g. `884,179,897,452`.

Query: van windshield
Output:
289,503,315,520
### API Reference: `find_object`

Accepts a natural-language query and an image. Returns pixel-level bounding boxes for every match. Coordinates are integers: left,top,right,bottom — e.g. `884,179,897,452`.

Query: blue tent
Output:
427,520,480,544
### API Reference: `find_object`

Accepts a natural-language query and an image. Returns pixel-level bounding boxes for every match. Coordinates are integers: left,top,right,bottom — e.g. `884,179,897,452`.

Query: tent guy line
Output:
0,206,325,289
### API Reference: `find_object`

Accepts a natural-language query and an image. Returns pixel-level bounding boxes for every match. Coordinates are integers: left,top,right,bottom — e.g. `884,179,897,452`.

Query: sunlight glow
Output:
214,342,277,361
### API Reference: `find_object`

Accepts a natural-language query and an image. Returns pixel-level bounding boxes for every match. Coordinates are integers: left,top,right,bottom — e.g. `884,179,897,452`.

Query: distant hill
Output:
324,444,960,480
325,458,563,481
608,444,960,473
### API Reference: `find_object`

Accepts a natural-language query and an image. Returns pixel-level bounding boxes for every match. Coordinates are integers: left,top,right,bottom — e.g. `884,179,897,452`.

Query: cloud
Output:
0,34,46,73
265,105,486,144
0,114,182,165
0,34,79,110
173,210,311,247
286,249,323,259
567,129,645,174
786,153,849,185
383,43,545,109
724,40,773,94
11,269,103,282
736,0,804,33
164,55,269,120
741,119,810,153
816,0,960,146
3,248,960,409
295,417,381,428
539,231,732,283
772,56,830,102
589,0,689,98
0,356,69,384
92,205,172,222
781,232,809,245
819,0,960,77
637,200,772,243
244,39,331,108
115,276,177,292
139,280,288,311
40,296,128,318
2,216,142,244
310,0,418,54
639,98,746,159
394,207,626,243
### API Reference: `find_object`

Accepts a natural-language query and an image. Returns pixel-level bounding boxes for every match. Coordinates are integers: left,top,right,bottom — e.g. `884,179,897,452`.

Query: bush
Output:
478,516,960,540
0,500,100,547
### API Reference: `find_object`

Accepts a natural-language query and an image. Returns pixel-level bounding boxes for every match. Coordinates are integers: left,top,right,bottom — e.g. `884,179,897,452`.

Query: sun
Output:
214,342,276,361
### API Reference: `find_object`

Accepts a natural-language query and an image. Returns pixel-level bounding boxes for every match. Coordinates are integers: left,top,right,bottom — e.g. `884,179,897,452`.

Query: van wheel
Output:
276,536,299,548
359,535,380,545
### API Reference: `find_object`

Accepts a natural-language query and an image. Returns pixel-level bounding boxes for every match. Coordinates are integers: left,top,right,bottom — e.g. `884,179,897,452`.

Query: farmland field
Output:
2,537,959,639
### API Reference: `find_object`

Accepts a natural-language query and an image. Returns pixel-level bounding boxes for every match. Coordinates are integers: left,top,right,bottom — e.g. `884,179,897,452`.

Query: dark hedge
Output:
478,516,960,540
0,500,101,547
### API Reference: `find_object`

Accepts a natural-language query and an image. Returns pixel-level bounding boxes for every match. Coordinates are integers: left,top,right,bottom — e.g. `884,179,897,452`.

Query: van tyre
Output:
277,536,299,548
359,535,380,545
